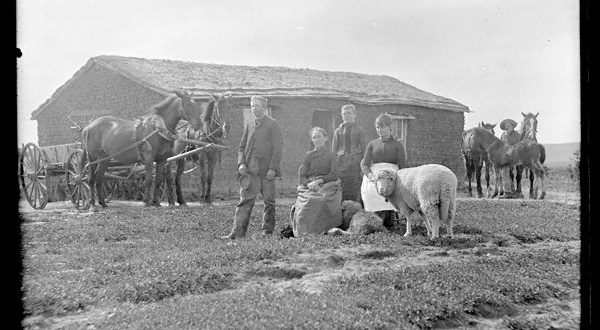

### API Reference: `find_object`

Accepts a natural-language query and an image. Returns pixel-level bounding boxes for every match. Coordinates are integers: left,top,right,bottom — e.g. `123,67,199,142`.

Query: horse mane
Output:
151,94,180,116
474,126,497,137
473,127,502,147
200,99,215,123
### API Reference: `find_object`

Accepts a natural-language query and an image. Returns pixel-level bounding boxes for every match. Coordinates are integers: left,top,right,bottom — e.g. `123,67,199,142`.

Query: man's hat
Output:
238,173,252,190
500,119,517,130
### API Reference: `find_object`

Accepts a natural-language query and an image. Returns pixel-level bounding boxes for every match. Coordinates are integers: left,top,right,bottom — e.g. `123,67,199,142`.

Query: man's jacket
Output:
238,115,283,178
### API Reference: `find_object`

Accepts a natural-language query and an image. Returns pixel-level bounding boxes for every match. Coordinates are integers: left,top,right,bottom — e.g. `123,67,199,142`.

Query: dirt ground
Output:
18,187,581,214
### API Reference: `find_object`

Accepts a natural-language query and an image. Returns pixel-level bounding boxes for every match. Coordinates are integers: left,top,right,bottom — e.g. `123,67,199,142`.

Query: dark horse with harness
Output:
80,90,206,211
171,94,232,205
462,122,496,198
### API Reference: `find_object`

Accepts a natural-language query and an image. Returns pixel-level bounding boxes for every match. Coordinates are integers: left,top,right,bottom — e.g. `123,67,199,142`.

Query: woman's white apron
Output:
361,162,398,212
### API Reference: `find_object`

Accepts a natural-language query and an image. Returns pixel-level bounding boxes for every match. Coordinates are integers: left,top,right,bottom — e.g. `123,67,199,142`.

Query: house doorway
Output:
311,109,336,149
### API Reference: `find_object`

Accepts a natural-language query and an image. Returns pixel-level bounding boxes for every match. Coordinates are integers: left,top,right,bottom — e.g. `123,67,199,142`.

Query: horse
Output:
461,122,496,197
467,127,546,199
171,94,232,205
512,112,547,199
80,90,206,211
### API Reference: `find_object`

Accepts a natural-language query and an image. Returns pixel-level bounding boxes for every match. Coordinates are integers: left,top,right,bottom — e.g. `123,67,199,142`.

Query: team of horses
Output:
80,90,231,212
461,112,546,200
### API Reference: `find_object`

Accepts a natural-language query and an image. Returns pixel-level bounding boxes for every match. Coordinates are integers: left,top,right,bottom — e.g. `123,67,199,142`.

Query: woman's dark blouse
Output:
360,136,406,175
298,147,339,185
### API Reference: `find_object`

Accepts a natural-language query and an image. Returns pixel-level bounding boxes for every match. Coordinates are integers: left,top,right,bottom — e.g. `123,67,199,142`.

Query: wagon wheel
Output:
18,143,48,209
64,149,91,210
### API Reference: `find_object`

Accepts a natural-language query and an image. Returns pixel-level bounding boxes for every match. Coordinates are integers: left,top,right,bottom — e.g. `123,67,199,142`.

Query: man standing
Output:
499,118,521,198
332,104,367,202
500,118,521,145
221,96,283,239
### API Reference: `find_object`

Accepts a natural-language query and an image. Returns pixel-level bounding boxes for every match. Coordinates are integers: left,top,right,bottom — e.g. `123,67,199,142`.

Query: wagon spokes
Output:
19,143,48,210
64,149,91,210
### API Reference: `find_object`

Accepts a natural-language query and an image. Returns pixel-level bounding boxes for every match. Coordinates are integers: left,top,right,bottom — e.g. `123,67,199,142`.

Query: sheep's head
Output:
374,169,397,199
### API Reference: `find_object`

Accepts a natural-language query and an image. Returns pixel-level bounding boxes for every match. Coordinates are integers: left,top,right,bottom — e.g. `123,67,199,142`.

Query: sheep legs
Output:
423,205,442,239
403,210,432,238
425,200,456,240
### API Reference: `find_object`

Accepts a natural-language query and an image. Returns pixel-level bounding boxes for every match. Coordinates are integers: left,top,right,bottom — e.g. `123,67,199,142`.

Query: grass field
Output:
19,169,582,330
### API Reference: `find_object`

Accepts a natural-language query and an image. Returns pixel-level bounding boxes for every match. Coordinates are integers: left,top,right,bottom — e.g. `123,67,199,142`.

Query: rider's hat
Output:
500,119,517,130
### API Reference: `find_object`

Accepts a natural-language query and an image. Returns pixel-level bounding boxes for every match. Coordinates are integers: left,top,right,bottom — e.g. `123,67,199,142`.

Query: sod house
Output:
30,55,469,199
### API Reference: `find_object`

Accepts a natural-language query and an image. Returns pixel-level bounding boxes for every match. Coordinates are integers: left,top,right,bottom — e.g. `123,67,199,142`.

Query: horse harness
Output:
133,115,179,162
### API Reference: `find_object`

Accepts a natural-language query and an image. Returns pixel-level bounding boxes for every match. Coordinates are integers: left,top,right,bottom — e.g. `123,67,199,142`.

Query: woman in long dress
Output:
290,127,343,237
360,114,407,228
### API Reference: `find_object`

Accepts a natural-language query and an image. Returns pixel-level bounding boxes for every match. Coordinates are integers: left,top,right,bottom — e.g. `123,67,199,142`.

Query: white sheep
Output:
326,200,388,236
373,164,457,239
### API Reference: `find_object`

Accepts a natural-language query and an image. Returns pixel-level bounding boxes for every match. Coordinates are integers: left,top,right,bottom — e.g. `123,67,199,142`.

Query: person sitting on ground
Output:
290,127,343,237
299,127,339,191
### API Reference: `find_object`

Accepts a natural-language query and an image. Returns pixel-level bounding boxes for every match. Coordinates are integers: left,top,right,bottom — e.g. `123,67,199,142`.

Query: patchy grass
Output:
20,198,581,329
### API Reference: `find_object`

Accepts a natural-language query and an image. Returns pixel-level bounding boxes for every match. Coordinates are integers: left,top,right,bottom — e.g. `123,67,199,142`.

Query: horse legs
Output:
143,161,154,207
95,162,110,208
174,159,187,206
514,165,524,198
198,155,209,204
529,169,537,199
491,166,502,198
473,154,484,198
204,152,217,204
484,160,492,198
498,166,514,199
499,166,514,197
464,155,474,197
88,160,99,212
152,161,167,207
537,166,546,199
163,162,175,207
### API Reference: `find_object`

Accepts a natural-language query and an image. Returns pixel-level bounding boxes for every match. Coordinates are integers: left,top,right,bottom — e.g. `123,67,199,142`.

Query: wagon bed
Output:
19,139,226,210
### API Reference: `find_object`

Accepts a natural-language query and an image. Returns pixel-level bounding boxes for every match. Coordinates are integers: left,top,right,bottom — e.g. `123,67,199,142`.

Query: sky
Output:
17,0,581,145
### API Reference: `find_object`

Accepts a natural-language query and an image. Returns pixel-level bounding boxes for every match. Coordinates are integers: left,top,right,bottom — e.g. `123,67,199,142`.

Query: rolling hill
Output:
541,142,580,168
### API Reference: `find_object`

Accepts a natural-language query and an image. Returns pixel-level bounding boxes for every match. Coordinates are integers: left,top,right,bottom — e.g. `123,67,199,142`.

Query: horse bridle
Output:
521,117,538,142
203,100,228,142
178,97,191,123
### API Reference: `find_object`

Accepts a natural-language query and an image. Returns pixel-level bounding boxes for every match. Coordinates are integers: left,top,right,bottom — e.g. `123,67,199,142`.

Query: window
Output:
387,113,415,158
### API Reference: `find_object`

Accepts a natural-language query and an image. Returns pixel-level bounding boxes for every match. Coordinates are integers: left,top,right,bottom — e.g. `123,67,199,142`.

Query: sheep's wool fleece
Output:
393,164,457,208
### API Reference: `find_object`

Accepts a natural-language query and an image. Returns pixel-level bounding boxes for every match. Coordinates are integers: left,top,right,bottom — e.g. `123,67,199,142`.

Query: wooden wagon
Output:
18,138,226,210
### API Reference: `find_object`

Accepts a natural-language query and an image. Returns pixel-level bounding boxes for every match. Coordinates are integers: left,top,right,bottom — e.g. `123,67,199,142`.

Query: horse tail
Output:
461,130,469,155
79,125,90,166
81,124,90,152
538,143,546,164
